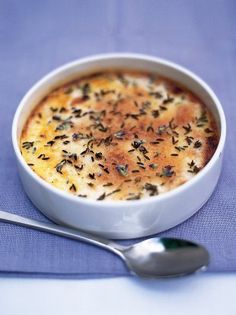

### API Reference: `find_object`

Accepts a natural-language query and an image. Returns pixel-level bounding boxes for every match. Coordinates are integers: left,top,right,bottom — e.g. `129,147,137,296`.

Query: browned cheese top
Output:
21,71,219,201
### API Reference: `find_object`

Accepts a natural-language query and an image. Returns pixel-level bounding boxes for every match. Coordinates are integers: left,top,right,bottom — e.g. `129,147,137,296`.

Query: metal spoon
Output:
0,210,209,278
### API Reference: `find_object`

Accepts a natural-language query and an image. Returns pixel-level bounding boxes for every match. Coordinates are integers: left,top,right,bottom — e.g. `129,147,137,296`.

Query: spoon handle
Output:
0,210,124,255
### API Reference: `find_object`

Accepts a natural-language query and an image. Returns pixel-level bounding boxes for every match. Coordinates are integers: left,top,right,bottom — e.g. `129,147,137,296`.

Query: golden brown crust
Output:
21,71,219,201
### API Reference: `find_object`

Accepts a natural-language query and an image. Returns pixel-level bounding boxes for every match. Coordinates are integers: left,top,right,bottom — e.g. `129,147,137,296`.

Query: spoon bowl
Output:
121,238,209,278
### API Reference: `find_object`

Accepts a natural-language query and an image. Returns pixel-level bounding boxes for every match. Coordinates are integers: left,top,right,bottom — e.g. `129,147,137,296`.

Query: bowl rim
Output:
12,52,226,208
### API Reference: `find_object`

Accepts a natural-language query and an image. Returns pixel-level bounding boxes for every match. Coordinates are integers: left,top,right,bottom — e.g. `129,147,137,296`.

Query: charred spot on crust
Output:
207,135,218,151
204,135,219,165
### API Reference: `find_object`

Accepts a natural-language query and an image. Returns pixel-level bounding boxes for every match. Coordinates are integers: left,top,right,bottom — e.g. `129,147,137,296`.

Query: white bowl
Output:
12,53,226,239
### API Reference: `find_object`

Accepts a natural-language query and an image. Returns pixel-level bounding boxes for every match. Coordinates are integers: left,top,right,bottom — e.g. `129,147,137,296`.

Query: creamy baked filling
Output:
21,71,219,201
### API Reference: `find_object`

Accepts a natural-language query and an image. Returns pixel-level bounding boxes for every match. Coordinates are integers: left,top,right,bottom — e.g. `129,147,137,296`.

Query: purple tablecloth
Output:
0,0,235,278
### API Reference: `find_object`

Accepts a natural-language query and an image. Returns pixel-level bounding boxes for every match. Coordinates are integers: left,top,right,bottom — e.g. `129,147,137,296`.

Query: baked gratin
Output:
21,71,219,201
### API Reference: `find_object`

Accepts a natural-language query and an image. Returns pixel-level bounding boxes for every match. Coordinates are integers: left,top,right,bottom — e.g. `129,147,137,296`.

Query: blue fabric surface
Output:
0,0,235,277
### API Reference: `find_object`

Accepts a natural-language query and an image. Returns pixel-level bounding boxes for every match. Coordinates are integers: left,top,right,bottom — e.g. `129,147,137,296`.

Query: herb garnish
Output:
88,173,95,180
116,164,128,176
160,105,167,111
132,139,144,149
160,165,175,177
187,160,201,173
149,91,162,99
139,145,148,154
52,115,61,121
22,141,34,149
55,159,67,174
194,140,202,148
183,123,192,134
54,134,68,140
151,110,159,118
147,125,154,132
172,136,179,145
56,117,73,131
103,182,113,187
196,110,208,127
72,133,90,141
204,128,213,133
95,152,103,160
37,153,50,160
74,164,84,171
97,192,106,200
185,136,194,145
45,140,55,147
81,83,91,97
144,183,158,196
106,189,121,197
149,163,157,169
114,130,125,139
163,96,174,104
126,194,141,200
69,183,77,192
156,125,168,135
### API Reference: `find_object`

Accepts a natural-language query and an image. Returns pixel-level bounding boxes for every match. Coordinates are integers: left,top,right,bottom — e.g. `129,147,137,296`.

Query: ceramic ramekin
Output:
12,53,226,239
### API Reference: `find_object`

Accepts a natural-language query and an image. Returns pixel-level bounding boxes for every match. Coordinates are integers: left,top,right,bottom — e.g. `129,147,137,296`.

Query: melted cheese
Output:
21,71,219,201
